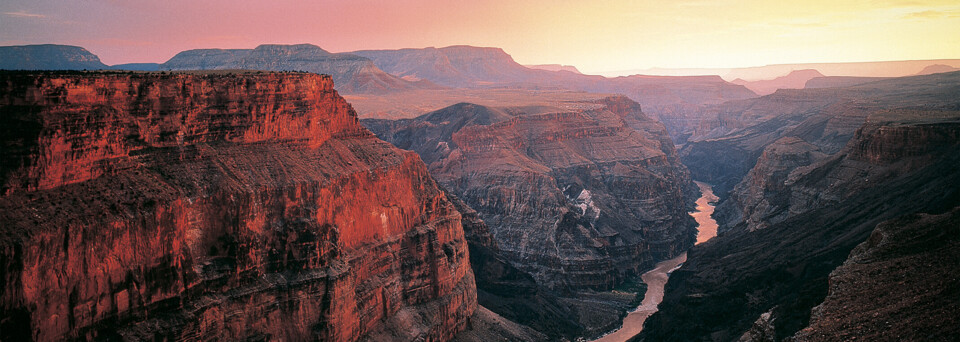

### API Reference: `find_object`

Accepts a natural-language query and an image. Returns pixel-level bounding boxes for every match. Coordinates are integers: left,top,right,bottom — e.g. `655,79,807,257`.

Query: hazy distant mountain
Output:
915,64,959,75
804,76,890,89
351,45,756,143
525,64,582,74
604,60,960,81
162,44,424,93
352,46,544,87
0,44,107,70
352,46,755,104
111,63,161,71
721,60,960,81
731,69,825,95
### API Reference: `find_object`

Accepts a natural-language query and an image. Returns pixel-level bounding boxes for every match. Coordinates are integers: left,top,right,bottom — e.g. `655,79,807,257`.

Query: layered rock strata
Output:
0,71,475,341
364,97,696,291
641,106,960,340
681,70,960,197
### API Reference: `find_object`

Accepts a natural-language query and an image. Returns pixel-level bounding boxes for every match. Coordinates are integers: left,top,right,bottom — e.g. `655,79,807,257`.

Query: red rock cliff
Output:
0,71,476,341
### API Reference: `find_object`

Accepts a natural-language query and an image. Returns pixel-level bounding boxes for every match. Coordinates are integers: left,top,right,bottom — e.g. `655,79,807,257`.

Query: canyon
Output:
363,96,698,339
0,71,475,341
1,43,959,342
640,71,960,341
594,182,718,342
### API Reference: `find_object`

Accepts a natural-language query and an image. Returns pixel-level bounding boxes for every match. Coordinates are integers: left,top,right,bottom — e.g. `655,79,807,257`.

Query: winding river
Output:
592,181,718,342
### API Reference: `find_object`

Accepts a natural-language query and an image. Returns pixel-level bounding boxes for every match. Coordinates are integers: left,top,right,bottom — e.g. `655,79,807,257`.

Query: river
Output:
592,181,718,342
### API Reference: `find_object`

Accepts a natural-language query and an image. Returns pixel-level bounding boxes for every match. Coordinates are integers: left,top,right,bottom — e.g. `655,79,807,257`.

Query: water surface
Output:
591,181,718,342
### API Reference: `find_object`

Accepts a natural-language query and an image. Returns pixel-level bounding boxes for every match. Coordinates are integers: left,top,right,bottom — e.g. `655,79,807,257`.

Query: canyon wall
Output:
641,72,960,341
365,97,696,338
0,71,475,341
365,97,695,292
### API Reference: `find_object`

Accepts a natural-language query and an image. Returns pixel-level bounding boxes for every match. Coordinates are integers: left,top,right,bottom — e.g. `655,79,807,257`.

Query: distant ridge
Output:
915,64,959,75
525,64,582,74
731,69,825,95
0,43,429,93
602,59,960,81
0,44,107,70
351,45,756,106
162,44,425,93
351,46,540,88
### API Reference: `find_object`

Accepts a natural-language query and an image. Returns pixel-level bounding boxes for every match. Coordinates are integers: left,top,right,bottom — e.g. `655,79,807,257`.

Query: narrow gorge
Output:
593,181,718,342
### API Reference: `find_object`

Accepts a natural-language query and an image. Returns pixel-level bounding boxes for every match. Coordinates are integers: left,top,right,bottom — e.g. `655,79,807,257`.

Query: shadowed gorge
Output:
0,71,475,341
364,95,697,338
2,3,960,338
639,71,960,341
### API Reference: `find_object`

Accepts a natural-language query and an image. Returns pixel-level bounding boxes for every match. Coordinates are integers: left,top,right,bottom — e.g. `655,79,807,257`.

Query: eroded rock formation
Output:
364,96,696,291
0,71,475,341
641,72,960,341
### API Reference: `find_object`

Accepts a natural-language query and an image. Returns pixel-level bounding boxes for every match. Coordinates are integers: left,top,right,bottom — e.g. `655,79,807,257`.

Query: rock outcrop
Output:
0,45,108,71
0,71,475,341
792,206,960,341
713,137,826,232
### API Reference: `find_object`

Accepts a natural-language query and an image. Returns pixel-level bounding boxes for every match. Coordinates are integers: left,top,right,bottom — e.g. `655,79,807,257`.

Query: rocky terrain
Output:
792,206,960,341
0,71,476,341
0,45,108,70
680,71,960,196
364,95,697,338
639,72,960,341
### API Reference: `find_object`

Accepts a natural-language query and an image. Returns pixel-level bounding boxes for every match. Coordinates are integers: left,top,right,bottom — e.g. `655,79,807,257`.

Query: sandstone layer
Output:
0,71,475,341
364,97,696,291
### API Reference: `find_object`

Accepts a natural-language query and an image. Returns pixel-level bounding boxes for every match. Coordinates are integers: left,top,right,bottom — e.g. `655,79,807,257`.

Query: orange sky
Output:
2,0,958,73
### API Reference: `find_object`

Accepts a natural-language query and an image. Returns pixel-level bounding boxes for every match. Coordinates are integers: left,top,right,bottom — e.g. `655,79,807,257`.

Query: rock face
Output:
0,45,108,70
792,207,960,341
713,137,826,232
364,96,696,291
365,97,695,339
161,44,426,94
640,74,960,341
0,71,475,341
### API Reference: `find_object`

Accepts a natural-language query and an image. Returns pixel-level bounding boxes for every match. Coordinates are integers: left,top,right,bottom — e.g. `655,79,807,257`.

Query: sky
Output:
2,0,959,74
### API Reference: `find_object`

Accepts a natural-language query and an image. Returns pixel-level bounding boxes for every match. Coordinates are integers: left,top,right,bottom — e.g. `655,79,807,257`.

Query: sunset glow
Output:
2,0,959,73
